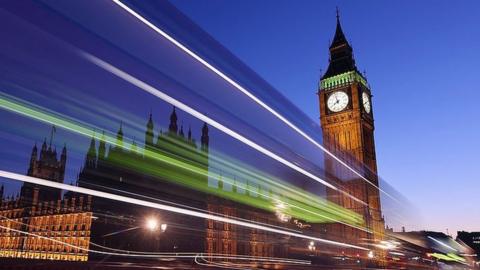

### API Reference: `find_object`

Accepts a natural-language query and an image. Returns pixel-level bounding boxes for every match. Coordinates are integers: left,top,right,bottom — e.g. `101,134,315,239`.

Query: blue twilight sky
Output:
170,0,480,234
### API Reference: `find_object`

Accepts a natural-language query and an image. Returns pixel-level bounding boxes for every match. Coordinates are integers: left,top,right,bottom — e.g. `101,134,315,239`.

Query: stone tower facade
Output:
318,11,385,249
20,127,66,205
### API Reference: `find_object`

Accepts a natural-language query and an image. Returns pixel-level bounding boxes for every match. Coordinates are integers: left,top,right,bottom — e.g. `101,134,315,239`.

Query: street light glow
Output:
146,218,159,231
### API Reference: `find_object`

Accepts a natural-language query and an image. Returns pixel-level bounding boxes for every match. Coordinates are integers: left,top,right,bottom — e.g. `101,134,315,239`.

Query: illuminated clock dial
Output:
362,92,371,114
327,91,349,112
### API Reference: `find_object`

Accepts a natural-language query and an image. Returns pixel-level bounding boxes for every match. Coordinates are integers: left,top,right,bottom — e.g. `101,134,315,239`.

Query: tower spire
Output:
179,123,185,138
116,121,124,149
145,112,154,149
40,138,47,161
49,125,56,149
85,133,97,168
98,131,106,161
201,122,209,152
61,143,67,168
169,106,178,135
321,9,358,80
28,143,38,173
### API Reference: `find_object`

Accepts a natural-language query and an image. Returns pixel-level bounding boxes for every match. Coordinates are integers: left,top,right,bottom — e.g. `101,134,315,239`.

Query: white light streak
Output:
82,53,368,207
0,210,309,264
0,170,368,251
112,0,397,203
0,223,309,263
81,181,303,233
0,90,367,232
428,236,458,252
0,224,190,258
195,255,258,270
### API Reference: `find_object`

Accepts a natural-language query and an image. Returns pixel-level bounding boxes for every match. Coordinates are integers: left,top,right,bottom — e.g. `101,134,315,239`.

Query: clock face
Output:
327,91,349,112
362,92,371,113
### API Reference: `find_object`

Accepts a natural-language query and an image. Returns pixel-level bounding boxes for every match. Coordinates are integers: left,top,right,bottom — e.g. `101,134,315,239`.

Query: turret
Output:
179,124,185,138
188,126,192,141
28,143,38,175
98,131,106,161
85,136,97,168
48,125,56,151
201,122,209,152
145,113,155,149
61,144,67,164
116,122,124,149
187,126,196,146
168,107,178,135
60,143,67,180
40,138,47,160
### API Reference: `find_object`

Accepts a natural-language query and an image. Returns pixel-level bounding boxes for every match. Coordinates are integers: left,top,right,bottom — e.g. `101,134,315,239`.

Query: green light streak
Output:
0,93,364,226
155,134,361,224
446,253,466,262
429,253,466,263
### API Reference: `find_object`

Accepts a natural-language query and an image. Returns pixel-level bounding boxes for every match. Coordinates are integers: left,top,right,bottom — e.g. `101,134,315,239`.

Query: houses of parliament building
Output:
0,11,385,264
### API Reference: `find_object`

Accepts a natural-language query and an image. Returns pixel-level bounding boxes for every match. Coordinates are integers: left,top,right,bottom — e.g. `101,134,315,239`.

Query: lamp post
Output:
308,241,316,256
145,217,168,251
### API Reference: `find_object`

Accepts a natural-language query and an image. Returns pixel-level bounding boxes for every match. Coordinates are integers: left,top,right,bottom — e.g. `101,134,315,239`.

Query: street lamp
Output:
145,217,168,233
308,241,316,251
146,217,159,231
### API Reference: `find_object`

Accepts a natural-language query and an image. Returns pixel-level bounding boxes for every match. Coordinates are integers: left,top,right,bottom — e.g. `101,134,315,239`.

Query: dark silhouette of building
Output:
78,107,210,255
457,231,480,257
77,107,293,259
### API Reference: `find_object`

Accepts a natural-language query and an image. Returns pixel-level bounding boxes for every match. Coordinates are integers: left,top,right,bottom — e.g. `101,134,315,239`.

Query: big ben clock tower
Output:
318,11,385,247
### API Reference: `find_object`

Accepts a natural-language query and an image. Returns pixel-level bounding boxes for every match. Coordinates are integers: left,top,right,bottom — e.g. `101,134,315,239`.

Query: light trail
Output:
1,213,308,263
81,181,303,233
0,224,191,258
82,53,369,207
195,255,262,270
427,236,458,252
0,217,310,264
0,170,369,251
0,93,364,226
112,0,398,203
0,224,308,263
102,226,140,237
